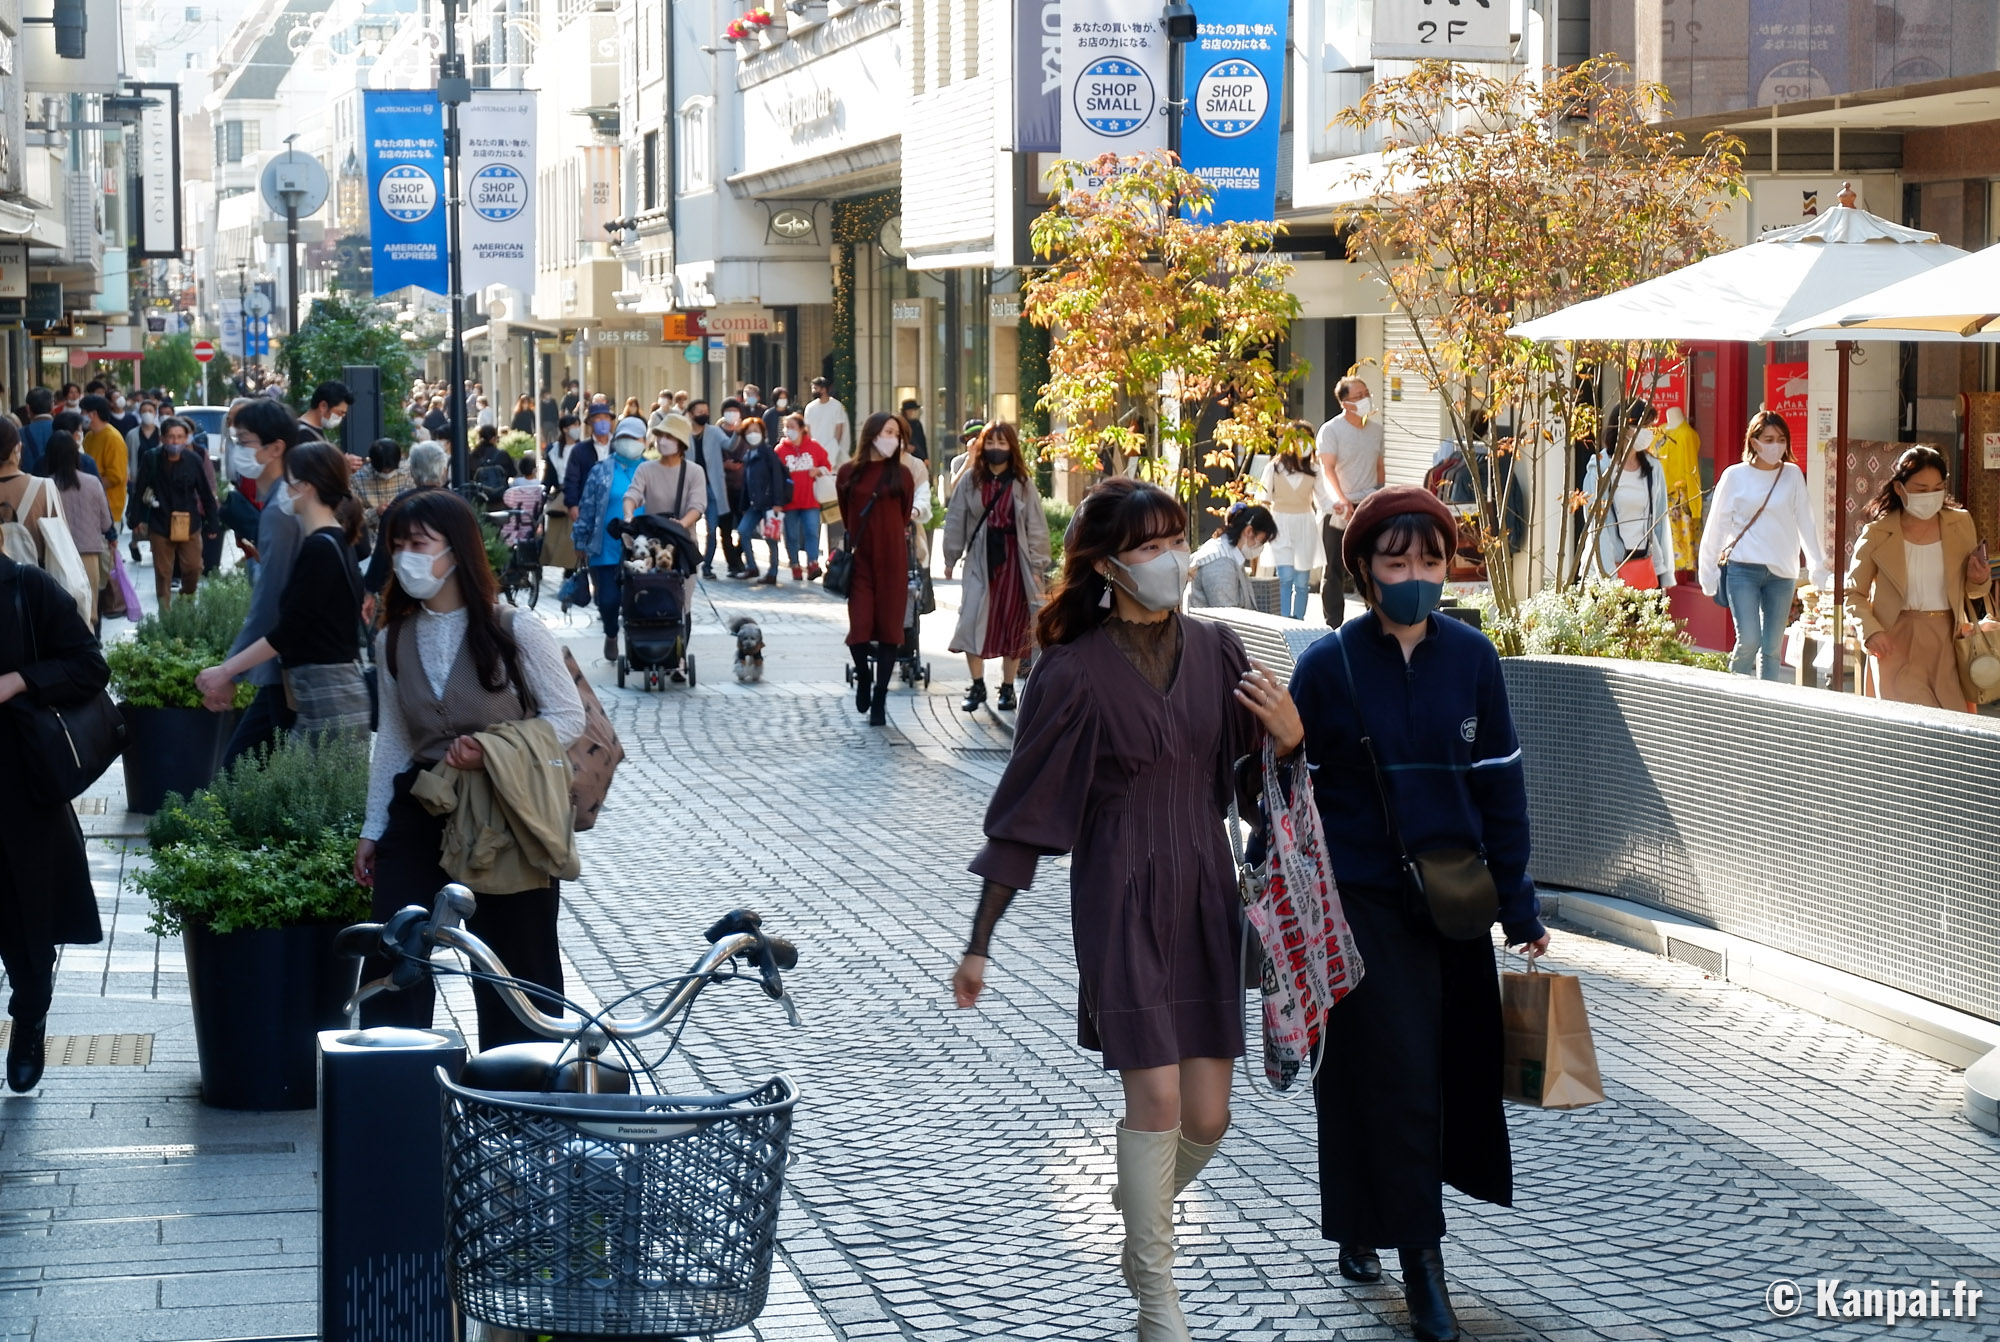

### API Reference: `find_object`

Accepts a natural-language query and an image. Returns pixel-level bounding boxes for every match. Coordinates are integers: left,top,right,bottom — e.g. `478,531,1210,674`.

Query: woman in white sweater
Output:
352,488,585,1049
1697,411,1832,680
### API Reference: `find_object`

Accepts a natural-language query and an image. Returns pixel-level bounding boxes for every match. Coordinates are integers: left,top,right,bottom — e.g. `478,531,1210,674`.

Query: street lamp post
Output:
439,0,473,487
1162,0,1197,163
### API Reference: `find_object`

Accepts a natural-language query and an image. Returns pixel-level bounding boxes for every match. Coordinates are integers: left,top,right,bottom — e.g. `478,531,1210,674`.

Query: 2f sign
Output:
1371,0,1514,63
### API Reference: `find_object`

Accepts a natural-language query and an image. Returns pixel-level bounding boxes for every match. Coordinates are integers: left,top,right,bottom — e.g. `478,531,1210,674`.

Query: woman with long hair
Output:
952,478,1301,1342
1265,425,1321,619
39,430,113,627
509,393,536,434
941,421,1049,712
1579,417,1675,590
1697,411,1831,679
1848,445,1991,709
196,442,371,740
837,410,920,725
353,489,585,1048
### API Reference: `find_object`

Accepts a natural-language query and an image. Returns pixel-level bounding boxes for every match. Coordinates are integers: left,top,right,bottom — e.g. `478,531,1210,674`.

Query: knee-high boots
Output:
850,643,874,712
869,645,897,726
1115,1125,1195,1342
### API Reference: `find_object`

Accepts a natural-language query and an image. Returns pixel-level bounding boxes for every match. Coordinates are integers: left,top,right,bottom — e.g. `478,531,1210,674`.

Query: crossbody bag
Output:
1333,627,1498,941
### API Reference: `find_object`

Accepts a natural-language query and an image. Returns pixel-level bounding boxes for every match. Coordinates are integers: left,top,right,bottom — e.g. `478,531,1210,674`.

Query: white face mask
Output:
395,549,453,600
140,412,159,429
324,411,344,430
1902,487,1947,520
112,396,126,411
1110,549,1191,612
656,436,681,456
1347,396,1373,418
228,442,261,479
613,436,646,461
874,434,901,456
744,431,763,446
274,482,298,515
775,397,788,410
783,428,801,444
1241,540,1265,560
566,425,584,442
1754,437,1787,465
722,410,742,428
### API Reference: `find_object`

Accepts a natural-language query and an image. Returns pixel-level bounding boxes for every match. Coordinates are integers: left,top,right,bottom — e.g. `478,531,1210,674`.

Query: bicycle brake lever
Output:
775,990,801,1027
342,975,396,1017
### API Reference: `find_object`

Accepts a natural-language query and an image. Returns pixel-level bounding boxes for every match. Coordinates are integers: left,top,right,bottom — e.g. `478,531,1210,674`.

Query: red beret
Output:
1340,485,1459,579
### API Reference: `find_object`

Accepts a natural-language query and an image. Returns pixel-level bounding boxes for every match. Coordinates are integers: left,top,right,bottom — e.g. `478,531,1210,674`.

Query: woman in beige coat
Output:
941,422,1050,713
1847,446,1991,710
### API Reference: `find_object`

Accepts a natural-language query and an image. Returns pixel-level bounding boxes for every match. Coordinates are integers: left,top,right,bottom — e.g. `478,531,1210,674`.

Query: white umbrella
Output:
1508,201,1965,344
1785,240,2000,337
1507,189,1966,692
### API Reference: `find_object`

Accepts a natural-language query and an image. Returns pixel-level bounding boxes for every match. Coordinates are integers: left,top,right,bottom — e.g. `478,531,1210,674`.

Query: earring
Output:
1099,583,1113,609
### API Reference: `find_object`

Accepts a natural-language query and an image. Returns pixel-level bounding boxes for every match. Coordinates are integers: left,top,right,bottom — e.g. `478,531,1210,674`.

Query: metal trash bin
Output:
319,1026,467,1342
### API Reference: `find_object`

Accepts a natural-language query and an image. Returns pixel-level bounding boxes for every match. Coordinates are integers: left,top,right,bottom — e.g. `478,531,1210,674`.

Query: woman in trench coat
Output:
0,551,108,1092
1287,486,1549,1342
941,422,1050,714
951,477,1302,1342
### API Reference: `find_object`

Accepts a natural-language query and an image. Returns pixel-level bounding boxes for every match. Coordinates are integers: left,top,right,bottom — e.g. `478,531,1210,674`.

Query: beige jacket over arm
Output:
1847,506,1992,698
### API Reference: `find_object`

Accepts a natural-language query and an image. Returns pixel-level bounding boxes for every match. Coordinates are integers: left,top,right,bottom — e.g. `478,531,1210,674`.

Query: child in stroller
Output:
498,454,547,608
609,512,701,690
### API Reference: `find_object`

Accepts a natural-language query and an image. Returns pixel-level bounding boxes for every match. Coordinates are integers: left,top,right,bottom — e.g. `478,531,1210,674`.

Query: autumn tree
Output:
1024,154,1301,531
1333,59,1745,644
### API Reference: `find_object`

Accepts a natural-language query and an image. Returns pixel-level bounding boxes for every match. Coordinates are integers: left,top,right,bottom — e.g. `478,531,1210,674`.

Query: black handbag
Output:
823,468,891,599
11,583,126,805
1333,628,1498,941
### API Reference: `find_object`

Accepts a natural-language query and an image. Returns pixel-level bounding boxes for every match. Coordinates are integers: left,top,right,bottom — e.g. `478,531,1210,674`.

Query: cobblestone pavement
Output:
5,562,1999,1341
550,575,2000,1342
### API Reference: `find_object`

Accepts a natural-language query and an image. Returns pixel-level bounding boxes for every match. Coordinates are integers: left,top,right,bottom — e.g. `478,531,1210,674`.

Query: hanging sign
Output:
1765,361,1809,437
1371,0,1514,63
1061,0,1167,165
460,91,537,294
131,81,183,258
1014,0,1062,152
363,91,449,296
1179,0,1285,223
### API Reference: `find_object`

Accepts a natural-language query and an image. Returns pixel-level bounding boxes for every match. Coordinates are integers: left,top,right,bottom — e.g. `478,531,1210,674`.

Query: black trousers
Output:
221,683,296,770
1320,517,1348,626
0,858,54,1023
360,771,566,1051
716,509,744,571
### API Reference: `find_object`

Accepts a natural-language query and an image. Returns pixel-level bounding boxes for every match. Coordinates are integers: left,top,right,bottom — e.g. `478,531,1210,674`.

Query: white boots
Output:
1115,1125,1222,1342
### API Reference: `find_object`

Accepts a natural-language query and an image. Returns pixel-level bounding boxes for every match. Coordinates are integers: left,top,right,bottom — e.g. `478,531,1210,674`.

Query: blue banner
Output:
1179,1,1285,224
363,91,448,296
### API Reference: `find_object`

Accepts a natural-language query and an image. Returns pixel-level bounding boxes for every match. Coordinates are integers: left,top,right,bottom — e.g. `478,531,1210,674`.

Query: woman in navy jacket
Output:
1288,486,1549,1342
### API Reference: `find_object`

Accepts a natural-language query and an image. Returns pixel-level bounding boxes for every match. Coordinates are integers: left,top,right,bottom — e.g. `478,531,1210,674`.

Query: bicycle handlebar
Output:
338,884,801,1040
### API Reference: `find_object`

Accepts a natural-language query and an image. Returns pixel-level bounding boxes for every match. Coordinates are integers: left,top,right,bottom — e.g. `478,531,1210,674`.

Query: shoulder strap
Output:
1333,627,1414,868
1721,467,1785,562
844,464,892,546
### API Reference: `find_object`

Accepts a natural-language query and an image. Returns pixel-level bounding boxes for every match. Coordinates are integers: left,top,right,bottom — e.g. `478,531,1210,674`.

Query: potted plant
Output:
725,17,755,54
746,6,780,48
138,733,371,1110
106,574,256,814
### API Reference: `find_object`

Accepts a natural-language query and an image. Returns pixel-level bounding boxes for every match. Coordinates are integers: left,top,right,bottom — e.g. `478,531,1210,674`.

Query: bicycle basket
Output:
439,1072,798,1337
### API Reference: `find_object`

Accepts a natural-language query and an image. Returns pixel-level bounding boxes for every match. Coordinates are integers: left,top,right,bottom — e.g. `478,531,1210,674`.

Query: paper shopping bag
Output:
1500,966,1606,1109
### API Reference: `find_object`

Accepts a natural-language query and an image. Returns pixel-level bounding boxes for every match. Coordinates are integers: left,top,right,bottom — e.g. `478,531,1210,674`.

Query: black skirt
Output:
1314,883,1513,1249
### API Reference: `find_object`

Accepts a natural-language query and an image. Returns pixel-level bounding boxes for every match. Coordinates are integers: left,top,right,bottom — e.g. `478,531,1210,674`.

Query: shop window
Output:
641,130,659,212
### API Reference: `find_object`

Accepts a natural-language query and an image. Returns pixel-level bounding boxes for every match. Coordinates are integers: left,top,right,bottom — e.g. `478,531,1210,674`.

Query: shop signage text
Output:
776,87,838,136
0,244,26,300
1013,0,1063,152
1371,0,1513,63
1060,0,1166,165
707,306,778,337
132,81,182,258
1180,1,1286,222
362,91,448,295
460,92,537,294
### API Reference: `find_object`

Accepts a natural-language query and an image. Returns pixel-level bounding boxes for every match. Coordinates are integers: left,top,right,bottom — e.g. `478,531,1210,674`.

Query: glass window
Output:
641,130,659,211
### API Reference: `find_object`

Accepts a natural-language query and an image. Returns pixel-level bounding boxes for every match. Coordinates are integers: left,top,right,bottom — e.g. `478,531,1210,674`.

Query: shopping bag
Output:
1956,596,2000,705
34,486,94,621
107,547,143,623
1499,961,1606,1109
1241,738,1363,1091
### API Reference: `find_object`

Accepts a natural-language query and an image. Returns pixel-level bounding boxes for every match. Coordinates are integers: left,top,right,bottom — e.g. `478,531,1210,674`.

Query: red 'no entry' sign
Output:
193,340,215,364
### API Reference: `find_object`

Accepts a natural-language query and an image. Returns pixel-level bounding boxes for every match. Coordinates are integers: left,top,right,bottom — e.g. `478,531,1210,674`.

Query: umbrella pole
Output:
1832,340,1852,692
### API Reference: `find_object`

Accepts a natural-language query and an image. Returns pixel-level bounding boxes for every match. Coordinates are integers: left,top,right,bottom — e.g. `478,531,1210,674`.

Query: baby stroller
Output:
609,513,699,691
497,484,547,610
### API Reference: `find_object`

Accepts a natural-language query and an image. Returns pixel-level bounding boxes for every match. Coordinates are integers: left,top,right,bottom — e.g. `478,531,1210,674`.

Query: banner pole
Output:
440,0,471,489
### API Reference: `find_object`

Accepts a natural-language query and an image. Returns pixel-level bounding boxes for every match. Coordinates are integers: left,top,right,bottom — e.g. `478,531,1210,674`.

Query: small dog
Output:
729,617,765,683
623,536,662,574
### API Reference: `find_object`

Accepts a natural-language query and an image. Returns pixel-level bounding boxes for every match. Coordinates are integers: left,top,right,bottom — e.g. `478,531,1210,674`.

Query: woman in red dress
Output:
837,410,919,725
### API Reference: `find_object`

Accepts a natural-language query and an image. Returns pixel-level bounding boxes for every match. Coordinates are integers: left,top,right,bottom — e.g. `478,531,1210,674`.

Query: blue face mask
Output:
1375,576,1444,627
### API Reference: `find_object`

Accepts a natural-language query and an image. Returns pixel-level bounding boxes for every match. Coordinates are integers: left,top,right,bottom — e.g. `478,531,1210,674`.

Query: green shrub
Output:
1484,579,1727,671
142,572,252,656
1043,497,1075,570
110,574,258,709
140,733,371,935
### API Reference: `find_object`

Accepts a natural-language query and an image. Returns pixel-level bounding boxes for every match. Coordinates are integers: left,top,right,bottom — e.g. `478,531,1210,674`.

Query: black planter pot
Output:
183,922,359,1110
120,705,240,814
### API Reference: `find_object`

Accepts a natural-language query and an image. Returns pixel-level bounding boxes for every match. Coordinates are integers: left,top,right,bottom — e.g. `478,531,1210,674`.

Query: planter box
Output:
755,25,780,48
119,704,241,814
185,922,358,1110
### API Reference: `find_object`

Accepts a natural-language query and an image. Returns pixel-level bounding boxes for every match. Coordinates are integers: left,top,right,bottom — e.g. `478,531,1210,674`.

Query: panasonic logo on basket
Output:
576,1120,701,1140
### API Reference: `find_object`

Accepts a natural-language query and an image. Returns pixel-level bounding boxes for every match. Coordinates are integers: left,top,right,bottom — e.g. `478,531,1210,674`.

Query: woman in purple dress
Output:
951,478,1303,1342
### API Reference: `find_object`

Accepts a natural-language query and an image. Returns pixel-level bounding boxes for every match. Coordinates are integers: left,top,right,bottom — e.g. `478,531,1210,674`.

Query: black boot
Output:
1398,1247,1459,1342
1338,1245,1381,1283
851,644,874,712
961,679,987,713
869,648,897,726
996,682,1017,712
7,1016,47,1093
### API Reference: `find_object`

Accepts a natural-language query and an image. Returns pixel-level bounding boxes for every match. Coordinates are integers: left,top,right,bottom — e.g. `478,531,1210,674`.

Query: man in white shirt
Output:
1313,375,1386,625
802,377,849,465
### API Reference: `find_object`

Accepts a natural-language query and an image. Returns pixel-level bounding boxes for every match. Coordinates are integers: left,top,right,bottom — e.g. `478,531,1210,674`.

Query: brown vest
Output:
393,613,530,765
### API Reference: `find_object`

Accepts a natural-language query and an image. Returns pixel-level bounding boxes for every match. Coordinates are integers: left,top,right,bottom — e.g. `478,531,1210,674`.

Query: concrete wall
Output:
1501,656,2000,1025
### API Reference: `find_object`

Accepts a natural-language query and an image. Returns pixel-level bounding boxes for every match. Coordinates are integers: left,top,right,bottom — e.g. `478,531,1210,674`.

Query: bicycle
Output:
334,884,802,1340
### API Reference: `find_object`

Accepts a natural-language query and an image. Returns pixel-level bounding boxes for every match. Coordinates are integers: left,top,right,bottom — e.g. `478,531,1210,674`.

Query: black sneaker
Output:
6,1016,46,1093
996,683,1017,711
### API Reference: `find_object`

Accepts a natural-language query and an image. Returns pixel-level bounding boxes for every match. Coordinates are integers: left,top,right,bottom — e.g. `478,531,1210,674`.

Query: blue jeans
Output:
739,511,781,573
1276,565,1309,620
590,563,623,637
783,509,820,565
1724,562,1793,680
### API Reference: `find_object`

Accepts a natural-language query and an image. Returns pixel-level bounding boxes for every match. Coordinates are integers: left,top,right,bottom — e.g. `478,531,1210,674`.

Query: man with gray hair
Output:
407,441,448,487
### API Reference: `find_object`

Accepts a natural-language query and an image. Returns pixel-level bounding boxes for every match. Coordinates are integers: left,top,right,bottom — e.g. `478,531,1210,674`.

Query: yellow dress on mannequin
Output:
1652,409,1703,573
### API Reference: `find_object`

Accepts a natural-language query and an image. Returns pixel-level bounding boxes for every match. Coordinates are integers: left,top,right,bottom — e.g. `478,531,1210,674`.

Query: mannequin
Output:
1653,406,1703,576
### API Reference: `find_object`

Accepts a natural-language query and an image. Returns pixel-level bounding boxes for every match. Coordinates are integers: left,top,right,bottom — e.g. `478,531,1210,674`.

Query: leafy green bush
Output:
140,733,370,935
109,574,257,709
1483,579,1727,671
1043,497,1075,570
